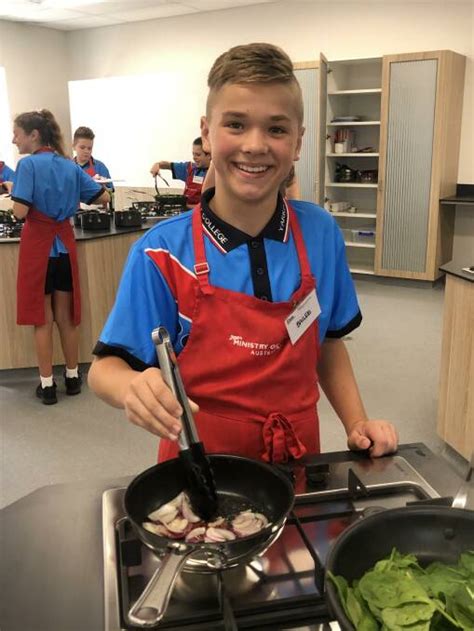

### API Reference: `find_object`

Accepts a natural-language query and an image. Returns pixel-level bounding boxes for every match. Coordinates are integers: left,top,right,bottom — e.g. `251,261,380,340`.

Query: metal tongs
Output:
153,326,218,521
154,173,170,190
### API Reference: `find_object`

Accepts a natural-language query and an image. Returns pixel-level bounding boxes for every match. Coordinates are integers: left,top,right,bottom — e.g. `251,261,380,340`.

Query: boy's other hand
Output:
123,367,199,440
150,162,160,176
347,419,398,457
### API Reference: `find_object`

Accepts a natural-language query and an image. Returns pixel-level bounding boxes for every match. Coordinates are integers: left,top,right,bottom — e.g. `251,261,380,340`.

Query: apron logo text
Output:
229,334,281,356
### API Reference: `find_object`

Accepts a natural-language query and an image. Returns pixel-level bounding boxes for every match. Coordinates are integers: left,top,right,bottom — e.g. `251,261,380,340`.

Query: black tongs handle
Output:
154,173,170,195
152,326,198,450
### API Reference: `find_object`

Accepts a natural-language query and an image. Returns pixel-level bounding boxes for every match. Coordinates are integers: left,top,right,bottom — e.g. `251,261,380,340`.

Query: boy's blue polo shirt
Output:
95,189,362,371
171,161,207,183
11,152,104,256
0,163,15,182
76,157,113,190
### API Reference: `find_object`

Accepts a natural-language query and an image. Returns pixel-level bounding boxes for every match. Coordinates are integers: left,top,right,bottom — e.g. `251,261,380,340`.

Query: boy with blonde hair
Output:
89,43,397,463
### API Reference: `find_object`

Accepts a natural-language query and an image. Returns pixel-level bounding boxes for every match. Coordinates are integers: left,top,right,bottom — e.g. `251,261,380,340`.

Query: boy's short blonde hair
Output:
206,42,304,124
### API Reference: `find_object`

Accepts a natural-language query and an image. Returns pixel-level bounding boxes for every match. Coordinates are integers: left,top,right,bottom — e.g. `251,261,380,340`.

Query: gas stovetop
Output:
102,448,446,631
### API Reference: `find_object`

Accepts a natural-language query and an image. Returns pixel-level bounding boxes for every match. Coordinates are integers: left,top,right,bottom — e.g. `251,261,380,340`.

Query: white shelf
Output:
328,89,382,95
328,121,381,126
350,266,376,275
331,212,377,218
344,241,376,249
326,153,379,157
327,183,378,188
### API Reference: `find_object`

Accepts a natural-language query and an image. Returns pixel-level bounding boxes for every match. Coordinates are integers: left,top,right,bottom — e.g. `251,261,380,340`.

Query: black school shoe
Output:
64,370,82,396
36,382,58,405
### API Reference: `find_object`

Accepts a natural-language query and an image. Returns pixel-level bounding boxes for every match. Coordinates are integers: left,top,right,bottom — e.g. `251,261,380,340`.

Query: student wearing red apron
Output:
150,137,211,208
72,126,114,192
90,44,398,462
11,110,109,405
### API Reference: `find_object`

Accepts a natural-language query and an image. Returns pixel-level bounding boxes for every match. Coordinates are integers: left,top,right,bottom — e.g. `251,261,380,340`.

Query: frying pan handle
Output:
127,547,193,627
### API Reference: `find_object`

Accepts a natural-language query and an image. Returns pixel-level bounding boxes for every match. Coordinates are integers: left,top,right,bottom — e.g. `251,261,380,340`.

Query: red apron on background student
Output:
17,208,81,325
184,162,205,207
13,147,105,326
170,160,209,207
78,157,97,177
158,204,320,463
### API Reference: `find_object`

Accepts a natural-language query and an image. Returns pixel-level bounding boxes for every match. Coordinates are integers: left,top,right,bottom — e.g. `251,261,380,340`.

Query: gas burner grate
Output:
104,454,440,631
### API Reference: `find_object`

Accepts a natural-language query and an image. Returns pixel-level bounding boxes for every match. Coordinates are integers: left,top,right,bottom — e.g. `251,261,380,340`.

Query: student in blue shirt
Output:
90,44,398,464
73,126,113,191
0,161,15,193
11,110,109,405
150,137,211,208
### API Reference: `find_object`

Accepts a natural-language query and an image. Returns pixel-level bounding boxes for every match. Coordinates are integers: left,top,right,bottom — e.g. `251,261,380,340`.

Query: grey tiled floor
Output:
0,277,461,508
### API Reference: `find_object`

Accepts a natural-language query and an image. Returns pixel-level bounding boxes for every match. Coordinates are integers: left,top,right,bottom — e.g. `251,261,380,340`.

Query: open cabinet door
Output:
293,61,320,203
317,53,328,206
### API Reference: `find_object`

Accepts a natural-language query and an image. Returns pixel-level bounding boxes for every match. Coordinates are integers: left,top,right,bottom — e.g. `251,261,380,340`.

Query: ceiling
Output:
1,0,471,32
0,0,278,31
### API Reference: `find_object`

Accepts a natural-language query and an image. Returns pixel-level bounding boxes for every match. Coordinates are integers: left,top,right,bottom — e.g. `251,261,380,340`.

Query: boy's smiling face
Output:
202,82,303,211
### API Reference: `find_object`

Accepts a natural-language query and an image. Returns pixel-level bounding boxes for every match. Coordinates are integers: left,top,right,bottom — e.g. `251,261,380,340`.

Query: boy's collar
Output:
200,188,289,253
74,156,94,166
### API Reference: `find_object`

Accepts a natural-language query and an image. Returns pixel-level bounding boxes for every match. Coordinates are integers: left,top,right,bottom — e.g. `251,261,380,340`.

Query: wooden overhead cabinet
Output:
375,51,466,280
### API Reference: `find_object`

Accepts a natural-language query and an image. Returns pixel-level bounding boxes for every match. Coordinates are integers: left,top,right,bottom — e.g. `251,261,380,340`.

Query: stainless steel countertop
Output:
0,443,470,631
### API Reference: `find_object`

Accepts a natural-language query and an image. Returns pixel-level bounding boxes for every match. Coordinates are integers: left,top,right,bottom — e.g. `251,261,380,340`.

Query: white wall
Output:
68,72,206,187
0,20,71,164
1,2,472,181
65,0,474,183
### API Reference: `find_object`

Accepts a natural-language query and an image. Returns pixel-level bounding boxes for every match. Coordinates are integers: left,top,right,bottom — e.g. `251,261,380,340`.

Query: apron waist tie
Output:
261,412,307,464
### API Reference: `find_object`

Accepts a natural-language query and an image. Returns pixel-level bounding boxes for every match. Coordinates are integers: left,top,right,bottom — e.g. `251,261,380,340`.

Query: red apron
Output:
158,202,321,464
74,157,96,177
184,163,204,206
16,150,81,326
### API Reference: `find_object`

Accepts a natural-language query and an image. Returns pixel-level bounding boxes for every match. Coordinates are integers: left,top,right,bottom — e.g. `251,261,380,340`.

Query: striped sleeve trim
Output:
325,311,363,339
86,186,106,205
92,341,153,371
10,196,32,207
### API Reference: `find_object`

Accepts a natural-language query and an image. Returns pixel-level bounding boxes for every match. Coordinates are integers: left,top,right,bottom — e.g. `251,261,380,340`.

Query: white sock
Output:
40,375,54,388
66,366,79,378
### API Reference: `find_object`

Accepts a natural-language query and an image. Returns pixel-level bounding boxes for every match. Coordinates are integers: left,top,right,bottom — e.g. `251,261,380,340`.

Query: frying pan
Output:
124,454,294,627
325,505,474,630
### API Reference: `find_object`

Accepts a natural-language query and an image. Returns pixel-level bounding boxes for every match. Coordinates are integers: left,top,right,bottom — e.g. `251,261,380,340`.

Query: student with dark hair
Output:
0,161,15,193
72,126,113,190
11,110,109,404
150,137,211,208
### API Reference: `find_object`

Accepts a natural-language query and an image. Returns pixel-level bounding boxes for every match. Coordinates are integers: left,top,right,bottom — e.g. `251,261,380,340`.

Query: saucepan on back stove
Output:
325,505,474,630
124,454,294,628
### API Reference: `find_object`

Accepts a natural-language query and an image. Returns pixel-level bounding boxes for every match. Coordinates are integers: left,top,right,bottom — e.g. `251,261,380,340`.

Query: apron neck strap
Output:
192,205,212,292
191,201,313,290
286,201,312,278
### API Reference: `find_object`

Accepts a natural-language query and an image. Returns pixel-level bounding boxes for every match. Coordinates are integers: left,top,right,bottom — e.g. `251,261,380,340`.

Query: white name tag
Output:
192,175,204,184
285,289,321,345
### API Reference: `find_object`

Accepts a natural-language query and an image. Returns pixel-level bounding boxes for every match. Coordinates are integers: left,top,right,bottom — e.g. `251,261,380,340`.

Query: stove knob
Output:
305,463,330,487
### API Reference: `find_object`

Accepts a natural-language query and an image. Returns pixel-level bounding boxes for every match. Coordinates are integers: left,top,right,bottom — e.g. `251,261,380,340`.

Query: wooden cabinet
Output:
376,51,466,280
312,49,466,280
437,271,474,460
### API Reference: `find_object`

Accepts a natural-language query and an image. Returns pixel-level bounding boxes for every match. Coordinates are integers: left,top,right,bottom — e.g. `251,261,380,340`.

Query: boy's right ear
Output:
200,116,211,153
